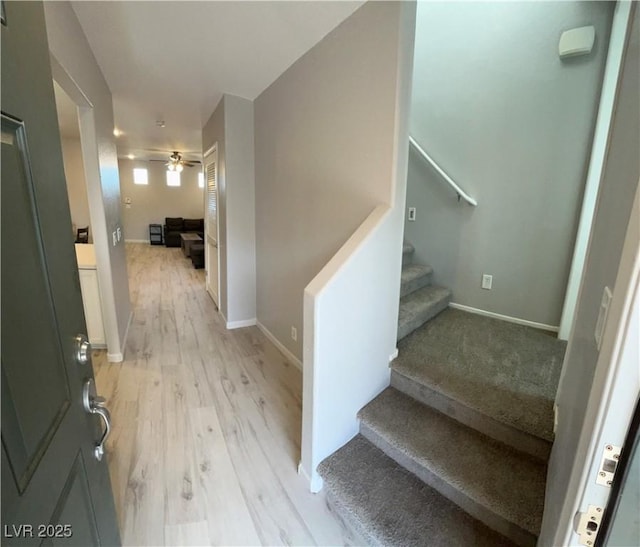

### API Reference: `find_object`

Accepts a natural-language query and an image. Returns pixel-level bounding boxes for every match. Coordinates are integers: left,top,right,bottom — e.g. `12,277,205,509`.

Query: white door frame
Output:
558,1,634,340
551,179,640,545
203,143,220,308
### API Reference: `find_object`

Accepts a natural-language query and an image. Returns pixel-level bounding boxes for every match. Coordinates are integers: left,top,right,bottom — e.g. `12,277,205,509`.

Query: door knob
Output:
82,378,111,461
74,334,91,365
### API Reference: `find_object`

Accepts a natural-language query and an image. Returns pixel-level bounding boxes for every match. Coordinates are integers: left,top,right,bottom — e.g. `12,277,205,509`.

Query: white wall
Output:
540,6,639,544
405,1,613,327
44,1,131,361
118,159,204,241
254,1,408,361
202,94,257,326
61,137,92,241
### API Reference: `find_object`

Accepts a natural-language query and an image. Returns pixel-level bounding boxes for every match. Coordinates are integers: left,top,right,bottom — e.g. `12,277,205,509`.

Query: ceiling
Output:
69,1,364,162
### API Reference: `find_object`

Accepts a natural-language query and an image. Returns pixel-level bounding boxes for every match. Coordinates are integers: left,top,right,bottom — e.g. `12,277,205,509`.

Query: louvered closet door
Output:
204,151,219,307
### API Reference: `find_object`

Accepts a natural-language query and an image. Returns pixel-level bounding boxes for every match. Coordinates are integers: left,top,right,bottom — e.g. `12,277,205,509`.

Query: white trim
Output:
558,1,633,341
550,178,640,546
256,320,302,371
449,302,559,332
107,352,123,363
124,239,149,244
298,461,323,493
389,348,399,362
226,318,257,330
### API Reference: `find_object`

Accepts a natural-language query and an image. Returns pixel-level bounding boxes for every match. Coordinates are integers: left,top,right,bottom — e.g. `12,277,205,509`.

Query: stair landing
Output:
392,308,566,459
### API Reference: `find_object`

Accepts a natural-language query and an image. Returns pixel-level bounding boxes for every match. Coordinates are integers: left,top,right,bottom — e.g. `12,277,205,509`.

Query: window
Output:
166,170,181,187
133,168,148,185
198,172,204,188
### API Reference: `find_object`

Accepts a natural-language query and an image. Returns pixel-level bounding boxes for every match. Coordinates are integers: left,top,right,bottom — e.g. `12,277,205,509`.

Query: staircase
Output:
398,242,451,341
318,242,566,546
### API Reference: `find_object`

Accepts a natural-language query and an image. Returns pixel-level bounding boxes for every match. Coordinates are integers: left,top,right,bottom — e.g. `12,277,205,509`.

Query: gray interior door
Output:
1,2,120,545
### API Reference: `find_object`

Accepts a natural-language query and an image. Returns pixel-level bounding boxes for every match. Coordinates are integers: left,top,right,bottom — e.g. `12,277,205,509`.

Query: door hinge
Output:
575,505,603,546
596,443,621,487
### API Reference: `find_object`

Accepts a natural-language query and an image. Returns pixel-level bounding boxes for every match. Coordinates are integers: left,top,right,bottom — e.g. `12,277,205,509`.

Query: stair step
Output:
402,241,415,265
397,285,451,341
392,308,565,461
359,388,545,547
318,434,516,547
400,263,433,298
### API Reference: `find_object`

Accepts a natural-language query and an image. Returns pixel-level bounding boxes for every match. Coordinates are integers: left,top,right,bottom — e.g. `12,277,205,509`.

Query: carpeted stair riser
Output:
319,435,517,547
390,370,551,462
400,264,434,298
397,285,452,341
358,388,545,547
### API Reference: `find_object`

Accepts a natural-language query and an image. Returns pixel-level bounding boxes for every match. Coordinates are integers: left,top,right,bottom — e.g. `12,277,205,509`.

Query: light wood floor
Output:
93,243,362,547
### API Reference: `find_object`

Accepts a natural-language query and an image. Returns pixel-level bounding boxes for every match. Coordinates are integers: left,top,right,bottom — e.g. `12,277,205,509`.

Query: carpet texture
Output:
393,308,566,442
397,285,452,341
359,388,545,546
318,435,516,547
400,264,433,297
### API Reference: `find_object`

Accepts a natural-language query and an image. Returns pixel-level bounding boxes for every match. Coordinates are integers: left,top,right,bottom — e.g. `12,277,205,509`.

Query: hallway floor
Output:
93,243,360,546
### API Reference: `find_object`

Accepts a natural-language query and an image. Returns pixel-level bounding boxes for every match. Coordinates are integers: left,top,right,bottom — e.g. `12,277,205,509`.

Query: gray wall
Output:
61,137,92,241
540,7,639,544
118,159,204,241
254,1,402,360
202,94,256,324
405,1,613,326
44,1,131,358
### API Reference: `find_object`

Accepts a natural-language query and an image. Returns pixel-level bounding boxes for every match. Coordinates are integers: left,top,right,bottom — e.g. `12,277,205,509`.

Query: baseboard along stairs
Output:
319,241,567,546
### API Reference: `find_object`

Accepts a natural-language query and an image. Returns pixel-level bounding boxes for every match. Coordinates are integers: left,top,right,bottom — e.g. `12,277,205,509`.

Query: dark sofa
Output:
163,217,204,247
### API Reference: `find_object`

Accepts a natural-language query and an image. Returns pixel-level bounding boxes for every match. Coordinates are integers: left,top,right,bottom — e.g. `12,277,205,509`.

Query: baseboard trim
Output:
389,348,399,362
226,318,257,329
449,302,560,332
256,321,302,371
298,461,323,493
124,239,149,243
107,352,123,362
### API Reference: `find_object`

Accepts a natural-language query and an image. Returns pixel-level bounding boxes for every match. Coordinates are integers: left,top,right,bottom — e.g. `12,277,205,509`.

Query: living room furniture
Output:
164,217,204,247
181,233,203,257
75,244,106,347
75,226,89,244
190,243,205,269
149,224,163,245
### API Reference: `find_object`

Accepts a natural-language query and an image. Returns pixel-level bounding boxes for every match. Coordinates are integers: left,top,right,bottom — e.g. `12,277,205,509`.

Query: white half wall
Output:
299,1,416,490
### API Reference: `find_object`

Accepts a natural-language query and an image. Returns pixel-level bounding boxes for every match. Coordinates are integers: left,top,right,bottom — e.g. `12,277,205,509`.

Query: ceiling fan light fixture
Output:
176,163,184,173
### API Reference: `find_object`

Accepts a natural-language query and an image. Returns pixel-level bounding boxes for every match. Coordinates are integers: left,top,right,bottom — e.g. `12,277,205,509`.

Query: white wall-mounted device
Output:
559,26,595,59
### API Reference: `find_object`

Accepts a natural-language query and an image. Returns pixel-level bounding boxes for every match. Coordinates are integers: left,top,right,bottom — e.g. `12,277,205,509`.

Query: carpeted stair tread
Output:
393,308,566,444
359,388,546,545
398,285,452,341
318,435,516,547
401,263,434,297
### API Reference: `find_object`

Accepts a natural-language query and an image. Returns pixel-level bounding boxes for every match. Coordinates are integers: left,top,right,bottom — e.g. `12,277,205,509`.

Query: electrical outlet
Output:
408,207,417,221
112,231,117,246
117,227,122,241
291,326,297,342
481,274,493,290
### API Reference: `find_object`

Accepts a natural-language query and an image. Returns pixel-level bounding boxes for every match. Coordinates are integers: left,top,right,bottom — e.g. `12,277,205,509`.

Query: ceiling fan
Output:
150,151,201,172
